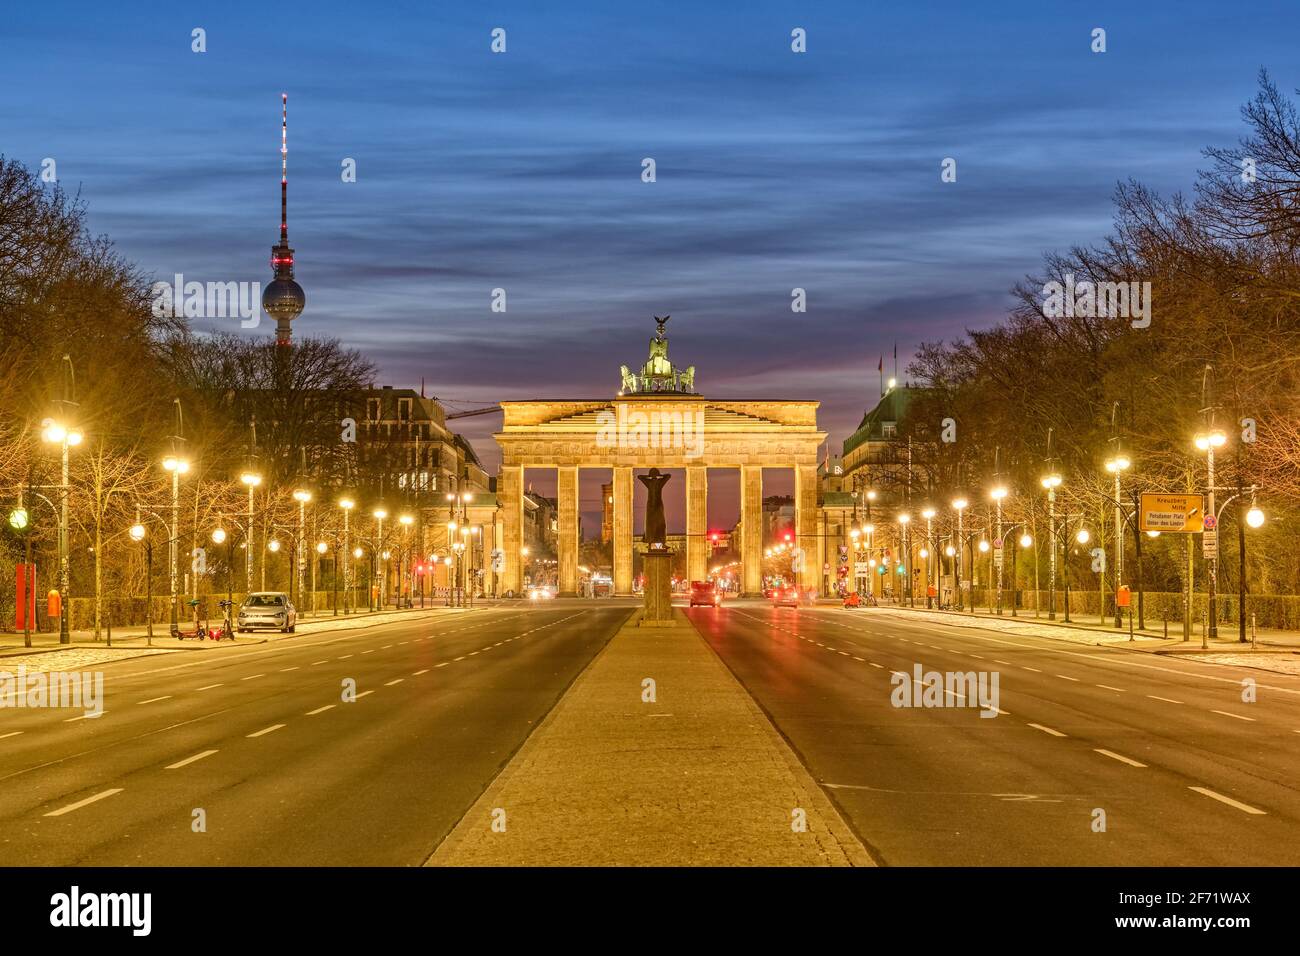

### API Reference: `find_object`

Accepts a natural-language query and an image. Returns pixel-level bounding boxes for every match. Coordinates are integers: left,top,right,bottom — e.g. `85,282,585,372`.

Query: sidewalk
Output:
427,608,872,866
865,603,1300,654
0,603,489,663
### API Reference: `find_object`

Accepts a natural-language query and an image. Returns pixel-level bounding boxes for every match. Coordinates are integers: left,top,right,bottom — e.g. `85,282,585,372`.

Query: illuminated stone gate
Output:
494,319,826,596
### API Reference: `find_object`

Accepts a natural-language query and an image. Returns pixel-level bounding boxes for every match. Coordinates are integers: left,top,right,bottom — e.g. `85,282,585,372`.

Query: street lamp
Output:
990,485,1008,615
241,471,262,593
921,507,936,607
373,507,388,609
951,498,968,611
293,489,312,614
41,418,83,643
897,513,912,606
1104,453,1131,628
1194,429,1226,637
130,521,153,645
398,513,414,608
162,453,190,632
339,497,355,613
1040,471,1062,619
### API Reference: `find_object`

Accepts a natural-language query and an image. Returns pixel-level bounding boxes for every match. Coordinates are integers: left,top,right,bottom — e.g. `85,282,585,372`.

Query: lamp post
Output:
1040,471,1062,619
317,540,335,615
339,497,355,613
921,508,936,607
372,507,388,609
1104,454,1131,629
1194,426,1226,640
951,498,968,610
40,418,84,643
352,545,364,612
398,513,414,608
162,453,191,632
897,513,912,606
240,472,261,593
130,521,152,645
990,485,1007,615
293,489,311,614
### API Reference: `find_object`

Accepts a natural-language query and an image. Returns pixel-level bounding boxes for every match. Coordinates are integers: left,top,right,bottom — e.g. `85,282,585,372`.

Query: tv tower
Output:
261,93,306,346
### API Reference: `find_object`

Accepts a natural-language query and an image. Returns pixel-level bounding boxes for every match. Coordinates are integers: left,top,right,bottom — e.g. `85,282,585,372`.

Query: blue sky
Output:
2,0,1293,523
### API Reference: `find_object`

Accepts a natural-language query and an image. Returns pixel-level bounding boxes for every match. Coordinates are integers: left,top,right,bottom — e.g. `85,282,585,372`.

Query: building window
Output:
399,398,411,421
881,422,897,439
367,398,380,421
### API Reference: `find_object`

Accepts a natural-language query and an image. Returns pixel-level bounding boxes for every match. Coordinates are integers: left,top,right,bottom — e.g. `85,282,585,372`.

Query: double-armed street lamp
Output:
990,484,1008,614
1040,470,1062,619
920,508,936,607
897,513,913,606
372,507,388,608
292,489,312,613
951,497,968,610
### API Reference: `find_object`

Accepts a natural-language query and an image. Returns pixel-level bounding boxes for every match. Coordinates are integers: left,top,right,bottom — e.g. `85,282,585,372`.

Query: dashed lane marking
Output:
384,678,404,686
412,669,428,676
241,674,265,681
137,696,172,705
44,788,123,817
166,749,218,770
246,724,285,738
1147,695,1183,704
1189,787,1265,815
306,705,335,716
1028,723,1067,737
1211,709,1255,722
1097,685,1126,692
1095,749,1146,768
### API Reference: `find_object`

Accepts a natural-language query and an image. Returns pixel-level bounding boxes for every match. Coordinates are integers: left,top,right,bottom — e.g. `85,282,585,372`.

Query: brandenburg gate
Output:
494,318,826,597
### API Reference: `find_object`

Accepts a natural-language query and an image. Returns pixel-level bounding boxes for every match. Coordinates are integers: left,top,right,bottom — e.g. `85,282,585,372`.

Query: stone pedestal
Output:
640,548,675,627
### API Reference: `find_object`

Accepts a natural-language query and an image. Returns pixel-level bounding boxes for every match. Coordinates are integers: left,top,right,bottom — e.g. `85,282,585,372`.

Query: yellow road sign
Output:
1139,493,1205,533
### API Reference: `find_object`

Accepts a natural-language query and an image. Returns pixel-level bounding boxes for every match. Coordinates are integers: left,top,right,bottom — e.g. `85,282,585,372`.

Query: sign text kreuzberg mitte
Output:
1138,493,1205,533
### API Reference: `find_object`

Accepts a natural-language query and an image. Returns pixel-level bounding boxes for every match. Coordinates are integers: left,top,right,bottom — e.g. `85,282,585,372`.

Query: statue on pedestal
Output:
638,468,670,547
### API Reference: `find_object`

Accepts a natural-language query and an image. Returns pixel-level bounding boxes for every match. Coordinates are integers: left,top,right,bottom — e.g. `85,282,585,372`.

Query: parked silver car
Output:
237,592,297,633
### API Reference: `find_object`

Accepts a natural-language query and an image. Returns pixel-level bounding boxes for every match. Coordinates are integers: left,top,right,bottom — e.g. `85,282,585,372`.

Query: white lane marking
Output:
1189,786,1266,815
361,650,375,655
968,654,985,660
306,705,335,716
0,731,22,740
241,674,265,681
338,655,353,660
196,683,224,691
453,656,465,662
1095,748,1146,768
994,660,1012,666
63,712,105,722
852,656,865,662
870,662,884,668
1055,674,1079,682
354,690,374,699
246,723,285,738
137,696,172,705
166,749,218,769
384,678,404,686
280,666,299,672
44,788,123,817
382,645,392,649
311,660,328,666
399,641,409,645
1097,684,1126,692
838,650,850,657
436,662,449,668
1147,694,1183,704
1022,667,1042,673
1211,709,1255,722
1028,723,1067,738
412,669,428,676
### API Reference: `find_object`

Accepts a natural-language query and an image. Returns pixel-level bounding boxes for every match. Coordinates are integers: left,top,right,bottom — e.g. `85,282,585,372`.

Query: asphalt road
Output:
689,602,1300,866
0,603,630,865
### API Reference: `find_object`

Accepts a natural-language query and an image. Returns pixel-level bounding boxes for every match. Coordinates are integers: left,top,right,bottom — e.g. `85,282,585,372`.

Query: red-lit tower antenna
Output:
262,92,305,346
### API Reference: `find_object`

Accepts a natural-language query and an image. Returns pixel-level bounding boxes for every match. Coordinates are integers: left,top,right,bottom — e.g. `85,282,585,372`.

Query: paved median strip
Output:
166,749,218,770
44,788,123,817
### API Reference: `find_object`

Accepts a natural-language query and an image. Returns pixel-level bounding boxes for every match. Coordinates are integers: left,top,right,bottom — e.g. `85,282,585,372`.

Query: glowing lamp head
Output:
293,489,312,503
241,472,262,488
9,508,29,531
129,522,146,541
978,540,990,553
373,508,388,520
921,508,936,520
268,539,281,553
1246,507,1265,529
944,546,956,557
990,487,1008,501
1075,528,1090,545
40,419,66,443
951,498,968,511
316,541,328,554
399,514,413,526
1019,533,1032,548
211,527,227,544
919,547,929,558
339,497,354,510
898,513,911,525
